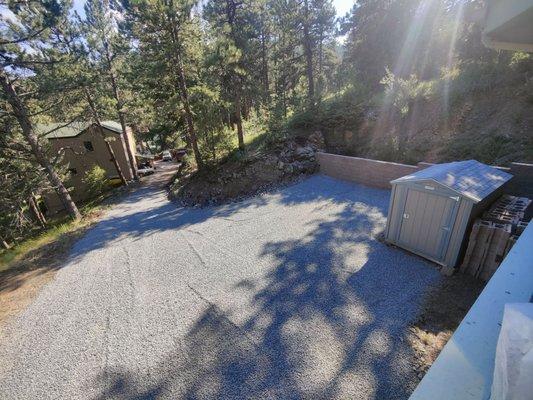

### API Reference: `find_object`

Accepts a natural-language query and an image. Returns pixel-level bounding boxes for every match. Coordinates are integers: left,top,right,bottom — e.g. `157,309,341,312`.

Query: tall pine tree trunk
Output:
235,82,245,152
261,27,270,102
318,29,324,100
84,87,128,186
29,193,46,227
226,0,246,152
103,43,138,180
1,74,81,221
175,50,203,169
303,0,314,104
167,8,203,170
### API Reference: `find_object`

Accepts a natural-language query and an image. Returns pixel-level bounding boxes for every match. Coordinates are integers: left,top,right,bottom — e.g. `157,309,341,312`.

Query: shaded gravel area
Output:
0,173,441,400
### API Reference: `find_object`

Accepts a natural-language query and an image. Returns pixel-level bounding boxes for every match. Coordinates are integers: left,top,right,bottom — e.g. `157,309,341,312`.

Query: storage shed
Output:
385,160,512,268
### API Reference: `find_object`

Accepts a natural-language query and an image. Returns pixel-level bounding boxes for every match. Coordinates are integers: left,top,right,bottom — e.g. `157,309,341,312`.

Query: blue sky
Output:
3,0,354,24
334,0,354,18
71,0,354,18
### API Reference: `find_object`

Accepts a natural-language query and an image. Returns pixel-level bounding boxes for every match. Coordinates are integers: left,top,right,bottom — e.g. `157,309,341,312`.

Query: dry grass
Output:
408,273,485,379
0,164,177,337
0,209,104,336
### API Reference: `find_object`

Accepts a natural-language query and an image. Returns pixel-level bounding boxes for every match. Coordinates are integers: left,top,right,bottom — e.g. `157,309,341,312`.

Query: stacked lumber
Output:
461,195,531,281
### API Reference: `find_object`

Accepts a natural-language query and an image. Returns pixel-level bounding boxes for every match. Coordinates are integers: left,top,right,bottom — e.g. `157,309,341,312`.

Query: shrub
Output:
381,68,438,115
284,84,367,136
83,165,108,198
441,61,517,105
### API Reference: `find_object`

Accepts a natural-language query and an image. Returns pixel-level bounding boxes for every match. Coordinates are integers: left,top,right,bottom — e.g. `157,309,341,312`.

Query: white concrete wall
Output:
410,220,533,399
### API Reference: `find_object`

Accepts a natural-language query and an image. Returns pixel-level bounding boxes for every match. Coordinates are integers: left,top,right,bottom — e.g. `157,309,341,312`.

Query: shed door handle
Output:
442,226,450,231
403,213,409,219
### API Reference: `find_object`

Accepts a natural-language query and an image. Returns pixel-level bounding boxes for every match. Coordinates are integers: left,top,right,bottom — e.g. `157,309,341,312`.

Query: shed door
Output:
398,188,459,262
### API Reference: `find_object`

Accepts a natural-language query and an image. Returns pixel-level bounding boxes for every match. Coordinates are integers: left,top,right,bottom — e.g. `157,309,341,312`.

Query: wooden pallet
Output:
460,195,531,281
503,235,519,257
479,223,511,281
461,220,494,276
516,221,529,235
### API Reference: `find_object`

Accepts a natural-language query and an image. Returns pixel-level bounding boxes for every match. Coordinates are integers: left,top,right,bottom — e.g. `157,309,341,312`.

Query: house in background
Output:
39,121,136,214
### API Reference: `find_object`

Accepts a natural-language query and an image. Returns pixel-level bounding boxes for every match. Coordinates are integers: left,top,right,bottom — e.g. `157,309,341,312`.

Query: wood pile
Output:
460,195,531,281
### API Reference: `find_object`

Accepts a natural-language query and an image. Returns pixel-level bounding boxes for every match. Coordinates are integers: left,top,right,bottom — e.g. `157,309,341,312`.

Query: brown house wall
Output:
44,126,134,214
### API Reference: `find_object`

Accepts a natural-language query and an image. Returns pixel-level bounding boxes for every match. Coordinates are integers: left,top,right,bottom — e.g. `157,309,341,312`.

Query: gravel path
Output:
0,170,441,400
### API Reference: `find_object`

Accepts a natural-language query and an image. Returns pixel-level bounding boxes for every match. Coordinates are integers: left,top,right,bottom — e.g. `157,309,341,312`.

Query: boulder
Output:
295,145,315,160
307,131,326,150
283,164,294,174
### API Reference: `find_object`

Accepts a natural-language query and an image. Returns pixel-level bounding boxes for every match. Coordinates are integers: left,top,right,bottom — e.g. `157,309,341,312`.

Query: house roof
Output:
38,121,123,139
391,160,513,202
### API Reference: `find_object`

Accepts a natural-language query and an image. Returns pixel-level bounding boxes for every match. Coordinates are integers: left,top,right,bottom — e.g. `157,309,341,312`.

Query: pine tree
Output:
83,0,138,179
123,0,204,170
0,1,82,220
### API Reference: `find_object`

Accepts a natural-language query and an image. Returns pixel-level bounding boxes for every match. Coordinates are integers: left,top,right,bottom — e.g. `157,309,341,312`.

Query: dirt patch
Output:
0,211,102,337
171,134,324,207
408,273,485,379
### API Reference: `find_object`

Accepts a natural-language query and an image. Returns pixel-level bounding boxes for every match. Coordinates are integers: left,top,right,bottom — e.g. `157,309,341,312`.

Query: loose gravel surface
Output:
0,171,441,400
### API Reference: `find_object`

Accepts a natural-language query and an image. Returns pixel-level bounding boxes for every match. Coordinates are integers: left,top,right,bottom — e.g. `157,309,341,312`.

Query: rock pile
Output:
170,132,325,207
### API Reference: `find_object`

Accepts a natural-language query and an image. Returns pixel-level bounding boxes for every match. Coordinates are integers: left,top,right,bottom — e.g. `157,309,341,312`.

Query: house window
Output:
84,141,94,152
68,168,77,175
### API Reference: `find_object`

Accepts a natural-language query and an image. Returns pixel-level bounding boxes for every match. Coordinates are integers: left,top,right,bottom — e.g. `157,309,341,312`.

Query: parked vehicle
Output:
137,167,155,177
137,158,155,170
173,148,187,161
162,151,172,162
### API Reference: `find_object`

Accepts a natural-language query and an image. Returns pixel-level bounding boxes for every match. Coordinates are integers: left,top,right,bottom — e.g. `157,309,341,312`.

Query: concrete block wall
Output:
317,152,533,197
316,152,418,189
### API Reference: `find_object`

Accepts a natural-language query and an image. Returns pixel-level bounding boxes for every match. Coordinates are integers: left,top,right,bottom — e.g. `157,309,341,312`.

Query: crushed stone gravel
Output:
0,172,441,400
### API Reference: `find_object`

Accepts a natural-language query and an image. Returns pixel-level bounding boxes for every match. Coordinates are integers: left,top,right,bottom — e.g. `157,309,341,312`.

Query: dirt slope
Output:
324,84,533,166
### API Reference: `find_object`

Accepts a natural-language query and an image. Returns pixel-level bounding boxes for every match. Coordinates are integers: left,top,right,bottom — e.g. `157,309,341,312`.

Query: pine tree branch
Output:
0,27,48,46
36,114,84,138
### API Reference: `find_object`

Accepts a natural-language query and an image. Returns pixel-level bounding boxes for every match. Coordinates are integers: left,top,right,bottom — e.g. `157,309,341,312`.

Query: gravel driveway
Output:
0,171,441,400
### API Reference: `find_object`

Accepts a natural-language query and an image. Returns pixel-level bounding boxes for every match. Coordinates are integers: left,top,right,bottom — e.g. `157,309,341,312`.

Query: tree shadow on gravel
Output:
92,181,440,399
66,175,379,261
180,203,439,399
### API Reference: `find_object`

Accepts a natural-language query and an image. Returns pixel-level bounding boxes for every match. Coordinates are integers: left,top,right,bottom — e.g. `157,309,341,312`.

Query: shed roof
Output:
38,121,123,139
391,160,513,202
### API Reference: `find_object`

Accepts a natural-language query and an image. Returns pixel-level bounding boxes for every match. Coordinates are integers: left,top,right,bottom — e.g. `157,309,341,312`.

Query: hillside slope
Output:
322,80,533,166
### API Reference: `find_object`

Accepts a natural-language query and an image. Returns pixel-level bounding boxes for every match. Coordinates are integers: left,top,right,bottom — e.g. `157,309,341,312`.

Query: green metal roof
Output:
100,121,123,134
38,121,123,139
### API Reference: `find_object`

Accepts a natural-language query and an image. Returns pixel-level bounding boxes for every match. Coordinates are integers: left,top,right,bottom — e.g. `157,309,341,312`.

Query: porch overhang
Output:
483,0,533,52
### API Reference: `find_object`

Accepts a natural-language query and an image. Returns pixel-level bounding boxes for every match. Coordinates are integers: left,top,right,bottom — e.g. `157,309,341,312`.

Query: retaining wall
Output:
316,152,533,197
316,153,418,189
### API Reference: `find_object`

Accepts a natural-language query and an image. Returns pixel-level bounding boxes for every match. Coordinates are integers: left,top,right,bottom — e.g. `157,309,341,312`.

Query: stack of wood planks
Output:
461,195,531,281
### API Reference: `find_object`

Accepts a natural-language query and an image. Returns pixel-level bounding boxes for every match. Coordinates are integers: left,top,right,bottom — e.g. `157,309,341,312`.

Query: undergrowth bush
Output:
442,132,517,165
381,68,438,115
270,57,531,166
285,84,368,135
83,165,108,198
442,62,508,103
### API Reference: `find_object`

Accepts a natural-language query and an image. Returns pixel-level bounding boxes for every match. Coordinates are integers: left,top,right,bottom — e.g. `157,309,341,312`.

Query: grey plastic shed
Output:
385,160,512,268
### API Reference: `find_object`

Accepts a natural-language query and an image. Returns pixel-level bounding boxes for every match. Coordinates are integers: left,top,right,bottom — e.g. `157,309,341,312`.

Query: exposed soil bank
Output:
170,133,324,207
